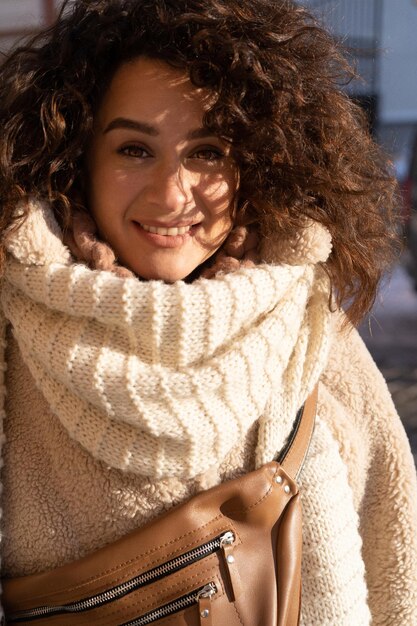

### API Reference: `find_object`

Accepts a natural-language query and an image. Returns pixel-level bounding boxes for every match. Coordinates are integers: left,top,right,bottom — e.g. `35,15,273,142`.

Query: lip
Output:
135,220,200,229
132,221,198,249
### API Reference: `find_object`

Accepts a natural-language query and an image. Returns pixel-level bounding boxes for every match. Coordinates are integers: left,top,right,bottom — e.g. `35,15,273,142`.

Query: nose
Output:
146,162,193,213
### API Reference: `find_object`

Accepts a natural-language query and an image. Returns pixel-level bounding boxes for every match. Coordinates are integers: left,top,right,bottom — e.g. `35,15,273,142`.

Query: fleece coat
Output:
3,318,417,625
0,200,416,625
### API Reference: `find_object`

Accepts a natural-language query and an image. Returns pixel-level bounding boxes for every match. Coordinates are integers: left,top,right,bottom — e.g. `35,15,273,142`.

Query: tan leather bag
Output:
2,387,317,626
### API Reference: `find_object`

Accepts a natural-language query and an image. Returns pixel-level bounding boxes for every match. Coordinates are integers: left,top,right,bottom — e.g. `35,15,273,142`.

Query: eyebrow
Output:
103,117,217,141
103,118,158,135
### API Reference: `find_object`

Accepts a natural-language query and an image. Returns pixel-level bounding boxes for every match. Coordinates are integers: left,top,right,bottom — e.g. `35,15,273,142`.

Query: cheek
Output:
201,173,238,218
88,168,137,220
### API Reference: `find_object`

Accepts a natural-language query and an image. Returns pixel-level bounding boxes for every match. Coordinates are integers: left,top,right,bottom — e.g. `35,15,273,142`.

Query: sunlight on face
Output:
86,57,238,281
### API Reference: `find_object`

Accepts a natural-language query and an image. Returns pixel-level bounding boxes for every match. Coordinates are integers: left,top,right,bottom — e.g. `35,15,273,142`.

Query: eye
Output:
191,147,225,161
118,144,152,159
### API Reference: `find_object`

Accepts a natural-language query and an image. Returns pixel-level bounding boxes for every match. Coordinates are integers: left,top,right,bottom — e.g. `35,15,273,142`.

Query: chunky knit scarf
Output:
1,199,333,481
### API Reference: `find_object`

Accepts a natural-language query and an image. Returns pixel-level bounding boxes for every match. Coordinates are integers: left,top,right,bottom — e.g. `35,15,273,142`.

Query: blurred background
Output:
302,0,417,467
0,0,416,464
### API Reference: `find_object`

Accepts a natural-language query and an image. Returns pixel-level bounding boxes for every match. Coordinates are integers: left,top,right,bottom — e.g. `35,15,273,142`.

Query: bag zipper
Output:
122,582,217,626
7,532,234,623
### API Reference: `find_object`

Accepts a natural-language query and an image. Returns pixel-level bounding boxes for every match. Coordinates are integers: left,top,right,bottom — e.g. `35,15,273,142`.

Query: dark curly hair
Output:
0,0,398,324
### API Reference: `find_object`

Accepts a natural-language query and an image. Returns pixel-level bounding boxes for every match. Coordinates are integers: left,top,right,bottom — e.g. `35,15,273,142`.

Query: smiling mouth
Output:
139,223,193,236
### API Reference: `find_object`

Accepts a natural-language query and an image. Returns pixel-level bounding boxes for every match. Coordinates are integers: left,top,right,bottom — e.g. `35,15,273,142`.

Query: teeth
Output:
141,224,191,236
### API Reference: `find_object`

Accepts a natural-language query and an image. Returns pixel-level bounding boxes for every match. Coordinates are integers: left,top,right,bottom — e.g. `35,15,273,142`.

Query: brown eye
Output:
191,148,224,161
118,145,152,158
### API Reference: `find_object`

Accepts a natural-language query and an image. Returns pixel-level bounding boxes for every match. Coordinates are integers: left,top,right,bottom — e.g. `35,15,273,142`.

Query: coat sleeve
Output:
318,315,417,626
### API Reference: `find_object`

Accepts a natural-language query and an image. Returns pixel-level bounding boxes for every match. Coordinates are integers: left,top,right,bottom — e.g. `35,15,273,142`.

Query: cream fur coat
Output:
1,201,417,626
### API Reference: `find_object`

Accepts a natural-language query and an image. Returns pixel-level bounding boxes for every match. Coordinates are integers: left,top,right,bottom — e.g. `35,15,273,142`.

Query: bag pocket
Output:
118,581,217,626
6,531,238,625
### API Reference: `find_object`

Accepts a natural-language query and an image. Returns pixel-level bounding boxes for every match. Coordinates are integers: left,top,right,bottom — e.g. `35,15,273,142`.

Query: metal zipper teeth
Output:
8,533,230,623
122,582,217,626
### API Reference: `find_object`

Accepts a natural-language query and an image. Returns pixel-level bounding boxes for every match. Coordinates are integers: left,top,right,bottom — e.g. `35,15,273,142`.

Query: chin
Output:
122,251,215,283
134,264,198,283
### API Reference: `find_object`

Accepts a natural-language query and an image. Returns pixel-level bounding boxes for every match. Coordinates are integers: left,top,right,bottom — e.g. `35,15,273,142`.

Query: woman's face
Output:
86,57,238,281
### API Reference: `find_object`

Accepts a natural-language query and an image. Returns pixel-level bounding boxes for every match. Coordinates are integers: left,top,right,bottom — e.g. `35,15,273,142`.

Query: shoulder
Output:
320,309,403,445
318,311,416,508
321,310,394,428
319,315,417,623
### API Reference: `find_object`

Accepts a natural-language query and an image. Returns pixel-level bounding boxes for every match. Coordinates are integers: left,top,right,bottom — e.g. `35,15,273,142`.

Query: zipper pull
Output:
197,583,216,626
220,531,242,600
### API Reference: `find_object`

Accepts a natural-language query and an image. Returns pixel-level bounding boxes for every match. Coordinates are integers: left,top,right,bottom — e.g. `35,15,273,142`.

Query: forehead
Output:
96,56,213,127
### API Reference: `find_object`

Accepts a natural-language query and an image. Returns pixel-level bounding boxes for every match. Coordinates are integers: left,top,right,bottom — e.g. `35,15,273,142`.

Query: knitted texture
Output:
4,321,417,625
1,199,417,624
1,199,332,480
63,210,134,278
299,417,371,625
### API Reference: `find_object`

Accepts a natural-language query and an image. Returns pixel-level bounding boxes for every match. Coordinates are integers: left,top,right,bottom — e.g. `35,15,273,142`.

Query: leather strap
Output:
277,384,318,481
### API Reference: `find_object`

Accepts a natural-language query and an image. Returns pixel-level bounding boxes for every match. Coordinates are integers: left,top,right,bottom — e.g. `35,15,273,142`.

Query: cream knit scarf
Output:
1,199,333,481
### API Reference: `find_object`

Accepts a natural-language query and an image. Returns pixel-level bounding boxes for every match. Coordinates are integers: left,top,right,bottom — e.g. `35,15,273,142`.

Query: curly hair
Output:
0,0,398,324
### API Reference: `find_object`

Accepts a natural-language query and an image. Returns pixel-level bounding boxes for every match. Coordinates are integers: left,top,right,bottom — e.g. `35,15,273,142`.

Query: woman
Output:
0,0,416,624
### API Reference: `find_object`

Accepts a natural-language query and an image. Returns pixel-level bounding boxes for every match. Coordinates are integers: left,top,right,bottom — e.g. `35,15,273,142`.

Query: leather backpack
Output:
2,387,317,626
